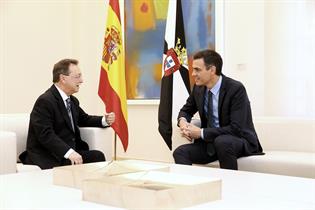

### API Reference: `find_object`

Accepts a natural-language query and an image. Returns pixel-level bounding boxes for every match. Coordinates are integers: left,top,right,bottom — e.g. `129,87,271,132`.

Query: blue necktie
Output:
204,90,215,156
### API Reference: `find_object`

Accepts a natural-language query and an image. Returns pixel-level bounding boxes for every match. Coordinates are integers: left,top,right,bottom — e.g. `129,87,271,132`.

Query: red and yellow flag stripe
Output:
98,0,128,151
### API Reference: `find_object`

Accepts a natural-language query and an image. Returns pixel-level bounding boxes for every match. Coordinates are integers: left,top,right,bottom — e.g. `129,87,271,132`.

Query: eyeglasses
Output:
63,74,82,80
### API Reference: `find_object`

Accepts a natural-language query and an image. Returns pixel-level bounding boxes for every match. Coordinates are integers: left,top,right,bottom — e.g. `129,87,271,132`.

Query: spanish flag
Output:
98,0,128,151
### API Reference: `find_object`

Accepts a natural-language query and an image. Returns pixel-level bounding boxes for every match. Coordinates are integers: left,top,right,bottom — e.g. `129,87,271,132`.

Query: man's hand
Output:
105,112,115,125
183,123,201,140
178,118,192,141
68,151,83,165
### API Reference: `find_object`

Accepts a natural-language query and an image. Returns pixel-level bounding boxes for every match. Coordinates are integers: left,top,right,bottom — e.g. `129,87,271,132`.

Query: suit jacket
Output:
20,85,106,169
178,75,263,155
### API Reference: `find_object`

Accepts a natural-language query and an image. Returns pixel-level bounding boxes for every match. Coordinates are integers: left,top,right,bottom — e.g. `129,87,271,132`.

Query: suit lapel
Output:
218,75,227,125
196,86,207,126
197,86,206,117
50,85,75,133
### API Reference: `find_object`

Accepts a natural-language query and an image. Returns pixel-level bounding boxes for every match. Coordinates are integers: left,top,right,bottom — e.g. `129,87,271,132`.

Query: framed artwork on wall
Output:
125,0,215,100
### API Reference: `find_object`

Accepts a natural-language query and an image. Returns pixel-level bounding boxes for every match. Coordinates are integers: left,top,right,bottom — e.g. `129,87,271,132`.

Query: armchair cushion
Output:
80,127,113,161
0,113,30,162
206,151,315,178
0,131,17,174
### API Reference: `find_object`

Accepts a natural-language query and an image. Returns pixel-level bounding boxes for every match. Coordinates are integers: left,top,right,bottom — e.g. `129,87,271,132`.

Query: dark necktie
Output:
207,90,214,128
66,98,75,132
204,90,215,156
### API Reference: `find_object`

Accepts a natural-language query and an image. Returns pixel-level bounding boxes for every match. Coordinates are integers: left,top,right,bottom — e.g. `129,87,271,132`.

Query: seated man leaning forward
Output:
19,59,115,169
173,49,263,170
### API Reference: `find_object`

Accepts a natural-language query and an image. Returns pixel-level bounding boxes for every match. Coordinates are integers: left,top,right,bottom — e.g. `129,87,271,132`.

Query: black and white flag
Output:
158,0,191,150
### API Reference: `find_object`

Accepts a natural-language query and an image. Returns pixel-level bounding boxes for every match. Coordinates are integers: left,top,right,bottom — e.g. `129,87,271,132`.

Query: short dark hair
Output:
193,49,223,75
52,59,78,83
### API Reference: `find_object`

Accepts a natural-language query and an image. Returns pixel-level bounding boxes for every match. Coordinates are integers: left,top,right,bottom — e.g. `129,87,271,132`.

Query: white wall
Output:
264,0,315,118
1,0,314,161
223,0,265,116
70,0,108,115
0,1,74,113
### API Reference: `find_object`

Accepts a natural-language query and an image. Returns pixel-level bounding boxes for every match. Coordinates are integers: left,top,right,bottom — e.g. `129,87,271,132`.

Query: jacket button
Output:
72,138,75,141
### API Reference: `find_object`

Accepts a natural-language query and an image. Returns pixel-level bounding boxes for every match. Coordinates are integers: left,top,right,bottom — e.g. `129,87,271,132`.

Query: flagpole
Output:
114,133,117,160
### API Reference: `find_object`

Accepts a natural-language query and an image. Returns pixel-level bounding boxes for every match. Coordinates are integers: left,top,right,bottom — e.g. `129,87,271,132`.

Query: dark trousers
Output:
173,135,246,170
61,150,105,166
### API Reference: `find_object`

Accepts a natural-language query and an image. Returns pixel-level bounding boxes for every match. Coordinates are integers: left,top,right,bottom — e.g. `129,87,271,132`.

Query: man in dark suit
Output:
19,59,115,169
173,50,263,170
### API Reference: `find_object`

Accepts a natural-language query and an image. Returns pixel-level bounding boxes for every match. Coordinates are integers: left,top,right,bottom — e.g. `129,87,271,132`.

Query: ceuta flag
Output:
98,0,128,151
158,0,191,150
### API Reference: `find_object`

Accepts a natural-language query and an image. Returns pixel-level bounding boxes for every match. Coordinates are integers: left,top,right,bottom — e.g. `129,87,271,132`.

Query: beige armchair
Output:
0,113,114,174
173,117,315,178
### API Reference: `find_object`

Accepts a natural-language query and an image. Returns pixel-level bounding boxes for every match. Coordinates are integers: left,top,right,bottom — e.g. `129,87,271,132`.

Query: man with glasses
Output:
19,59,115,169
173,50,263,170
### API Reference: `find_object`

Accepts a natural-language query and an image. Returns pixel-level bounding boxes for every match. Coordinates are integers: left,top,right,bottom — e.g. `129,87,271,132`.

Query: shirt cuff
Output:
102,116,109,127
200,128,204,139
64,148,75,159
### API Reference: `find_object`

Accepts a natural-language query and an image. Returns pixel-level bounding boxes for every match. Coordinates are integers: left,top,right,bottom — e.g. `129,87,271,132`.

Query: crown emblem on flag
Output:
103,25,122,65
174,38,188,66
163,48,181,77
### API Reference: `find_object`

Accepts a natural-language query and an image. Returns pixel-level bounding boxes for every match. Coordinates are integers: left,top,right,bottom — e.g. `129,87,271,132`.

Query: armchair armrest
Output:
0,131,17,174
79,127,114,161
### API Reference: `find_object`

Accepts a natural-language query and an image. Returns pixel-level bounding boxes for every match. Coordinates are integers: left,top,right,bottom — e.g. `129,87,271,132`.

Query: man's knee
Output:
173,145,191,164
90,150,106,162
96,150,106,161
173,146,185,159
